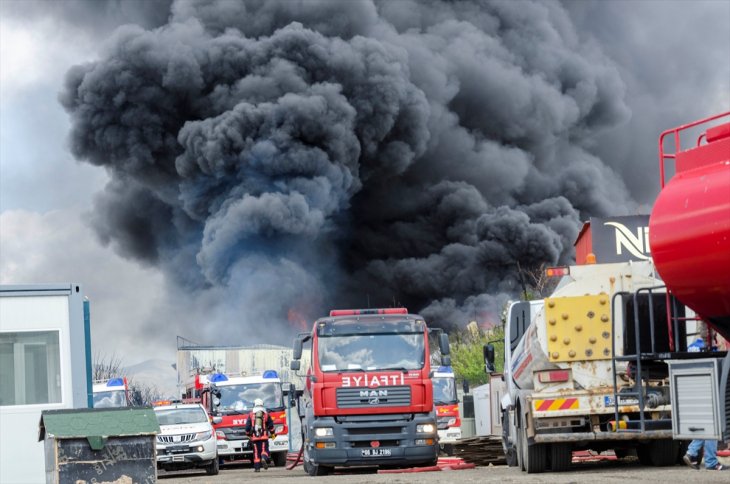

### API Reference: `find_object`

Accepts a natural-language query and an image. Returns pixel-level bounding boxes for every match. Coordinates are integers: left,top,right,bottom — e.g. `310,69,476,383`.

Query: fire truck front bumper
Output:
217,438,251,457
306,414,439,468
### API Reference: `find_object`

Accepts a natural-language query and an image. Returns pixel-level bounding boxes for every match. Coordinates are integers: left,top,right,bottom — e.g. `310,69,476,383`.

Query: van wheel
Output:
273,451,287,467
205,457,219,475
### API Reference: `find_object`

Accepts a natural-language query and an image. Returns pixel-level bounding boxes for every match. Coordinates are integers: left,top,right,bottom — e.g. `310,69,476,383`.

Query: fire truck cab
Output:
188,370,289,466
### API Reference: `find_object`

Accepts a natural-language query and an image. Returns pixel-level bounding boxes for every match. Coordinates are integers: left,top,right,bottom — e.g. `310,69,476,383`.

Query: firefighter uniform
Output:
245,399,275,472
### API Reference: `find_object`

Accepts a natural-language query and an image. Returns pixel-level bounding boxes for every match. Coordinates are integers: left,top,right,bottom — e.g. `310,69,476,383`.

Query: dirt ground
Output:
158,455,730,484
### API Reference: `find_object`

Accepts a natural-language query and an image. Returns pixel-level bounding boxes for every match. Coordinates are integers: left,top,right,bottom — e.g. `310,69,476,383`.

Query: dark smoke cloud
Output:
61,0,633,339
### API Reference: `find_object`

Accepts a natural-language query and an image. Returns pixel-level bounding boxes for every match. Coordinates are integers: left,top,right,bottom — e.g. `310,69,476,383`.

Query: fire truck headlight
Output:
195,430,213,441
315,427,333,437
274,424,285,434
417,424,436,434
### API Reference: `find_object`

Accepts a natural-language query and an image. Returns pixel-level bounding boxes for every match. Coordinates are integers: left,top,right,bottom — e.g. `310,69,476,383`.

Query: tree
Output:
92,352,164,405
449,325,505,387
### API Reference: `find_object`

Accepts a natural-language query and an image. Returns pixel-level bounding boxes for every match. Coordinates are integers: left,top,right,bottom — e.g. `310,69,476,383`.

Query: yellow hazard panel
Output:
545,294,612,362
533,398,580,412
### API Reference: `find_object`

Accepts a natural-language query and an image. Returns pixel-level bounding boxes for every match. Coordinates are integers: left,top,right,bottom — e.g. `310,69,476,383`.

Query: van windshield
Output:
155,407,208,425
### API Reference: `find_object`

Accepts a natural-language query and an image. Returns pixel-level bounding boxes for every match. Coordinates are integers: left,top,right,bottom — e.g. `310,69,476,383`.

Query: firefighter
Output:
245,398,275,472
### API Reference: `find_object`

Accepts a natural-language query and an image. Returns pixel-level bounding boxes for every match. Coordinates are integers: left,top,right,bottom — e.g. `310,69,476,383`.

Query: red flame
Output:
287,308,309,331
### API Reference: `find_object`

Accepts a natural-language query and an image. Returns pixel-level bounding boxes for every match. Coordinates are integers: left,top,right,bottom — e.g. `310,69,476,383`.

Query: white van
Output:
154,402,220,475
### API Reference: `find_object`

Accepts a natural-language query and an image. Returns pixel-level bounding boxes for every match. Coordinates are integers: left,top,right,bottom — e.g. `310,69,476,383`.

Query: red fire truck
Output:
432,366,461,454
290,308,451,475
185,370,289,466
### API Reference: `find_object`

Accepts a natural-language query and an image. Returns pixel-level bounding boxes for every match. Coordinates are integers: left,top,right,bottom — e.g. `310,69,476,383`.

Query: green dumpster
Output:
38,407,159,484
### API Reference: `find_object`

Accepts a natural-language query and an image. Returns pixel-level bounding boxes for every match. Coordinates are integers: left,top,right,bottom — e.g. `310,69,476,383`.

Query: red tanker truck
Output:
483,111,729,473
651,111,730,443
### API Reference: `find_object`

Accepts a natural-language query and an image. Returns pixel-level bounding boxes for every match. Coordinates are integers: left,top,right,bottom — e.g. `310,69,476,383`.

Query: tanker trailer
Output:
651,112,730,444
482,112,730,473
485,261,682,473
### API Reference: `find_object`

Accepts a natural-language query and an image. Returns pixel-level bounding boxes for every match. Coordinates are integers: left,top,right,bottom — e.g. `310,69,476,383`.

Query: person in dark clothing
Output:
245,398,275,472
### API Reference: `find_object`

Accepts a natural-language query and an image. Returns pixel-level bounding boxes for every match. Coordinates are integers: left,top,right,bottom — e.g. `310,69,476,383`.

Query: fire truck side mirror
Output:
290,360,301,371
212,416,222,424
484,343,496,373
293,337,303,360
462,380,470,395
438,333,450,355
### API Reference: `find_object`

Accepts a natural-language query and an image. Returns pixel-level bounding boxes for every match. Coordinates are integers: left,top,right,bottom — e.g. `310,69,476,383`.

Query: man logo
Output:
360,389,388,405
604,222,651,260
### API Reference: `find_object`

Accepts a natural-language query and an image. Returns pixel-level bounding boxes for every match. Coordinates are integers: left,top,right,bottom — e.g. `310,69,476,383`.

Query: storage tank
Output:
649,113,730,339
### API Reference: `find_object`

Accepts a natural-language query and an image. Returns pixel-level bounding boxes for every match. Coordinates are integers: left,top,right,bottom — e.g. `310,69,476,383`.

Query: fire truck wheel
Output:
273,451,287,467
303,448,331,476
205,457,219,476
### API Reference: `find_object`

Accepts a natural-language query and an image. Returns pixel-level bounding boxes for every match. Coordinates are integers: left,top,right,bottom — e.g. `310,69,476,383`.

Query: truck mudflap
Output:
533,429,673,443
306,413,439,468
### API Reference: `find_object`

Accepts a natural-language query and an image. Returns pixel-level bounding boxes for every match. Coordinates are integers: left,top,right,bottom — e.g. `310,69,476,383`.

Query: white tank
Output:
508,261,661,390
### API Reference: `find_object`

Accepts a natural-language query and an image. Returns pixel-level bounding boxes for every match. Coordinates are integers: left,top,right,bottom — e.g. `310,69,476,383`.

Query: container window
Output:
0,331,61,406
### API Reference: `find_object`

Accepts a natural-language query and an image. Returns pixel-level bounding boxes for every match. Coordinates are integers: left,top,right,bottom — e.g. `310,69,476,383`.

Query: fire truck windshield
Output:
217,382,284,414
93,390,127,408
432,376,457,405
318,333,425,372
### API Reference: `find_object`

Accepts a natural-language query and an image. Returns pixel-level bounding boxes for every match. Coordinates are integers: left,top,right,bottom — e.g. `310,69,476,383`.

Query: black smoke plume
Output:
61,0,633,340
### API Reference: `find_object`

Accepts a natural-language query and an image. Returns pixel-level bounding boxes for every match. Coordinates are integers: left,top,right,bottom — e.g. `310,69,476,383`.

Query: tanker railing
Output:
610,287,677,434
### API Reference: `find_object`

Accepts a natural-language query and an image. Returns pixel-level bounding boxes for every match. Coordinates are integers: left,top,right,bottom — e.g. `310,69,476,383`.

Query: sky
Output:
1,0,728,367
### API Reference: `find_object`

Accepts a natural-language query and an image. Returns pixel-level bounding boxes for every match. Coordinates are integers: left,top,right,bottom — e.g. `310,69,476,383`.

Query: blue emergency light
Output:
209,373,229,382
437,366,454,373
262,370,279,379
107,378,124,387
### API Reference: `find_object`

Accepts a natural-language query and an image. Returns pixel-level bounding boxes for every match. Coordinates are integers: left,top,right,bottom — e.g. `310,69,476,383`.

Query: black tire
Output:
272,451,287,467
549,443,572,472
502,411,518,467
304,447,331,476
614,448,636,459
205,457,219,476
505,447,519,467
637,439,678,467
518,422,547,473
441,444,455,456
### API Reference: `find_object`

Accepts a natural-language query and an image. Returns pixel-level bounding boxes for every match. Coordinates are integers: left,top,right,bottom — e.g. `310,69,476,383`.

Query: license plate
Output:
169,446,189,454
361,448,391,457
604,396,639,407
172,456,185,462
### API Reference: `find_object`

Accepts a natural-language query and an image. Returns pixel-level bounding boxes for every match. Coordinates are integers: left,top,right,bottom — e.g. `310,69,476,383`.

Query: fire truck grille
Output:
221,427,248,440
157,433,196,443
336,386,411,408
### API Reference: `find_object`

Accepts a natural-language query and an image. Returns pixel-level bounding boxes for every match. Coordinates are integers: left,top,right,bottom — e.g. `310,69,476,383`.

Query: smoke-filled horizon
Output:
61,0,637,340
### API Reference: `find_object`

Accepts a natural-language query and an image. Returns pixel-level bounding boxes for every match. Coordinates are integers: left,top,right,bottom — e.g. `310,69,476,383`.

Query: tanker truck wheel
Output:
548,443,572,472
517,422,546,473
637,439,678,467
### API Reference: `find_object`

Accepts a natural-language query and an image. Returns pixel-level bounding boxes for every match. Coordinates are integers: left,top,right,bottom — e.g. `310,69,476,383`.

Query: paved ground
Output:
158,457,730,484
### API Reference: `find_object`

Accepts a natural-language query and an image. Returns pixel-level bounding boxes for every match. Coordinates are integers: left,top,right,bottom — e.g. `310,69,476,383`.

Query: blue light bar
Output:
262,370,278,379
437,366,453,373
107,378,124,387
209,373,229,382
